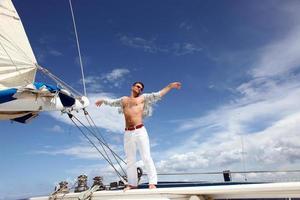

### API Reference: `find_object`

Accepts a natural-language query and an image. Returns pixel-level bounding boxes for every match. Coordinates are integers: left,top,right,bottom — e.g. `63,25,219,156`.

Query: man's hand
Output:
169,82,182,89
159,82,182,97
95,100,104,107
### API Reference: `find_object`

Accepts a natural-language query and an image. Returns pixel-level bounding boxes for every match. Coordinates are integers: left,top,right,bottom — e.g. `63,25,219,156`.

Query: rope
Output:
70,112,126,176
51,180,78,200
67,112,126,183
68,0,87,96
83,109,126,164
83,109,126,175
83,112,126,175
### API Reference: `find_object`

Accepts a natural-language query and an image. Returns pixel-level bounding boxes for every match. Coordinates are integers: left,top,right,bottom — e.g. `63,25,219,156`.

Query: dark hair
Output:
133,81,144,91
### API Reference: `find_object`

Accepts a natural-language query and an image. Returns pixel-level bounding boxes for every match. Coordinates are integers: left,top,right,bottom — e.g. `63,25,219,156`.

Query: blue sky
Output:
2,0,300,199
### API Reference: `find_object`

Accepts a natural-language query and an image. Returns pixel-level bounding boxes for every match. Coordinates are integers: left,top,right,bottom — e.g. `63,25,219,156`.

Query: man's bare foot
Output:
149,184,156,189
123,185,138,191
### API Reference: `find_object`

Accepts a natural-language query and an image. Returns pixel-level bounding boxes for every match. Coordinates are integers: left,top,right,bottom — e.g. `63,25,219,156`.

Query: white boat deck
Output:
29,181,300,200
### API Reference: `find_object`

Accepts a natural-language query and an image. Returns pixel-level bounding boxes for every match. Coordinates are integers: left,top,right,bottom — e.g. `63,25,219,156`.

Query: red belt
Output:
125,124,144,131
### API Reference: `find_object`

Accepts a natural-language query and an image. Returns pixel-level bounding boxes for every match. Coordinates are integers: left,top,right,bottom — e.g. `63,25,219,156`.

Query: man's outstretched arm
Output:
159,82,182,97
95,98,122,107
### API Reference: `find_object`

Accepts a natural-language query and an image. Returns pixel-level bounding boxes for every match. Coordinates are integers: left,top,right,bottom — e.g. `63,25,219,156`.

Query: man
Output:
95,81,181,190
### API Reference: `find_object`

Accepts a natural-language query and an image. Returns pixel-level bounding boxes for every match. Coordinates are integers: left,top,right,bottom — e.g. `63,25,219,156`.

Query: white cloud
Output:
166,80,300,173
251,27,300,78
119,35,202,56
37,144,100,159
83,69,130,91
103,68,130,81
49,49,63,56
81,75,103,92
179,21,192,30
47,125,64,133
37,35,63,58
120,35,164,53
34,142,127,184
173,42,202,56
178,79,300,134
156,15,300,175
38,35,55,45
101,68,130,88
81,67,130,92
156,112,300,178
35,135,124,161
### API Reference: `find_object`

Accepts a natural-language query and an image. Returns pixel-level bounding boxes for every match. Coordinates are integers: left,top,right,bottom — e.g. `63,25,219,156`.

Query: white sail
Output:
0,0,89,123
0,0,37,89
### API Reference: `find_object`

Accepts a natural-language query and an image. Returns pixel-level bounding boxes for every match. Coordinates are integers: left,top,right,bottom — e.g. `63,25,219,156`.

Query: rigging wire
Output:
83,109,126,175
68,0,87,97
240,134,247,181
70,112,126,174
82,110,126,175
66,0,128,183
84,109,126,164
67,112,127,183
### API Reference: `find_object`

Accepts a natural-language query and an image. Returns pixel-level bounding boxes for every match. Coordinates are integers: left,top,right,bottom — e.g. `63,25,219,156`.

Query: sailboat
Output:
2,0,300,199
0,0,89,123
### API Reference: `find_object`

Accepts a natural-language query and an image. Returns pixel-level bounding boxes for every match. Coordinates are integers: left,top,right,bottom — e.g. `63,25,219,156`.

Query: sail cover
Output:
0,0,37,89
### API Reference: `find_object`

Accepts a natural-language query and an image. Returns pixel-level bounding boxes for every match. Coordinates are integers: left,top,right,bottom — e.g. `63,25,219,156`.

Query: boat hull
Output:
28,181,300,200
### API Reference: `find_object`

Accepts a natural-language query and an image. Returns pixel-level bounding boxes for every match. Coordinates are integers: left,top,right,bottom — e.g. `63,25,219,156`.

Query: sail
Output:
0,0,37,89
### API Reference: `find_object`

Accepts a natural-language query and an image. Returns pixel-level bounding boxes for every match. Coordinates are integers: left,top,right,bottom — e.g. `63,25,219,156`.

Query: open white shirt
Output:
103,92,161,117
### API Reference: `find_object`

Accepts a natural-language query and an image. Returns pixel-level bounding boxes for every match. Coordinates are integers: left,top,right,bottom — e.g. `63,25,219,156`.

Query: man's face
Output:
132,83,143,95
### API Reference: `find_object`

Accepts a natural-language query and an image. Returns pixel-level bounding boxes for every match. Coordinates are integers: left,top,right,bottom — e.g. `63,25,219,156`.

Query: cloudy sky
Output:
1,0,300,199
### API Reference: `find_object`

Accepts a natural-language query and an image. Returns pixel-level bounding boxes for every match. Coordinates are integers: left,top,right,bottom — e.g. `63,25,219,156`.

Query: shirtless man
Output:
95,81,181,190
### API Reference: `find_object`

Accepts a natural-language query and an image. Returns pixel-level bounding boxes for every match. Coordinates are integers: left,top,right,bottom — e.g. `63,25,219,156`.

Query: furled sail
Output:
0,0,37,89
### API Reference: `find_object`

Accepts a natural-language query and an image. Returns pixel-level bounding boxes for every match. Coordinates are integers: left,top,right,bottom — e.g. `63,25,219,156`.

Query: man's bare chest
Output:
122,97,144,109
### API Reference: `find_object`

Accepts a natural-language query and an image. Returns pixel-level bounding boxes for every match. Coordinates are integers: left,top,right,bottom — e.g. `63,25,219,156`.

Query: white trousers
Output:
124,126,157,186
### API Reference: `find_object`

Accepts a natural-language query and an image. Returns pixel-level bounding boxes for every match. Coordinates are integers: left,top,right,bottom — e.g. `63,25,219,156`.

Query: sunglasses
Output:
135,84,143,91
